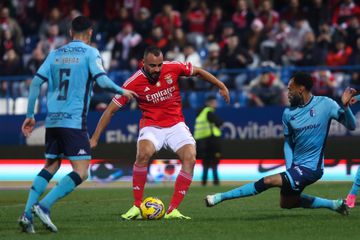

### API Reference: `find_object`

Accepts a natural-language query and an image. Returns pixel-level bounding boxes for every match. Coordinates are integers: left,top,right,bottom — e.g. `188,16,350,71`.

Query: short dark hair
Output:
71,16,92,33
291,72,313,91
144,46,162,58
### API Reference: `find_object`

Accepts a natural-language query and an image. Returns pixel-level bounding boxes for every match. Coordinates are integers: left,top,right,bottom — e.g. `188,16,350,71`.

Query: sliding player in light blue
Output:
346,94,360,208
205,72,356,215
18,16,137,233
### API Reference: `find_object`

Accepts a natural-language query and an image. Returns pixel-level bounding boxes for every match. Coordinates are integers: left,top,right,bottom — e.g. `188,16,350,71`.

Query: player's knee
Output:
263,177,273,186
184,151,196,166
77,170,88,181
136,152,152,165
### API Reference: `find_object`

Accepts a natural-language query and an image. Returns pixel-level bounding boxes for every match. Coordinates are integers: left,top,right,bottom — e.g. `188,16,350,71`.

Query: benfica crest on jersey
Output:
164,74,173,84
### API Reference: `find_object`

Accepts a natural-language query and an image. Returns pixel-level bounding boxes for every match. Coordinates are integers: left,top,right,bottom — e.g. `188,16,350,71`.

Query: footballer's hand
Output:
219,86,230,104
350,96,358,105
342,87,356,107
22,118,35,137
89,137,98,149
122,89,138,100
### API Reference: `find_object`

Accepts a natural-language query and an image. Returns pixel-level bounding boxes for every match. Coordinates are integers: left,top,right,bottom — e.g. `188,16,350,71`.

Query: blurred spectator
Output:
0,7,23,49
246,18,267,61
203,42,221,72
295,32,323,66
134,7,152,39
185,0,208,48
25,47,45,75
153,4,182,38
145,26,169,51
231,0,255,36
219,34,253,90
345,15,360,49
260,19,290,64
185,0,208,34
108,7,134,39
37,23,67,55
307,0,331,35
217,22,235,49
206,5,225,42
165,28,186,62
0,49,23,98
283,17,313,65
281,0,306,26
332,0,360,27
0,48,22,76
38,7,67,39
326,38,353,66
349,37,360,89
317,22,332,60
257,0,280,32
0,28,22,56
248,63,286,106
111,23,142,70
311,70,336,97
183,44,202,89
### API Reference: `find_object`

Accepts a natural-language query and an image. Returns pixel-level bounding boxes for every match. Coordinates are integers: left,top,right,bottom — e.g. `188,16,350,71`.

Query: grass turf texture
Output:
0,182,359,240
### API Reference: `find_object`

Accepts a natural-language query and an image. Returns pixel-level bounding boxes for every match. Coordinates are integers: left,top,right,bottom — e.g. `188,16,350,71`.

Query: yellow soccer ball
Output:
140,197,166,220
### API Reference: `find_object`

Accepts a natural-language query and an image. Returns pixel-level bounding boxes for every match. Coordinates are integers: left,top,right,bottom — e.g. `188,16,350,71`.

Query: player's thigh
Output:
280,166,322,198
166,122,196,153
59,128,91,161
136,139,156,163
137,126,165,152
45,128,63,160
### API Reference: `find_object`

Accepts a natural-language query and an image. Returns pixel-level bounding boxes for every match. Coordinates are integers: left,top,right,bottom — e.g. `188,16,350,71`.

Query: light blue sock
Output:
350,166,360,195
300,194,337,210
40,172,82,210
24,169,53,219
220,183,258,201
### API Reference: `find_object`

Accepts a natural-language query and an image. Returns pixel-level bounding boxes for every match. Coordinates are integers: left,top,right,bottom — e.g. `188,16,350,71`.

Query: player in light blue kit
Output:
346,94,360,208
18,16,136,233
205,72,356,215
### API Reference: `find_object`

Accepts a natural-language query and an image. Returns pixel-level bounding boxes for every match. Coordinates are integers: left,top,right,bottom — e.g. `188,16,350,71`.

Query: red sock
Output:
167,170,193,214
132,164,147,207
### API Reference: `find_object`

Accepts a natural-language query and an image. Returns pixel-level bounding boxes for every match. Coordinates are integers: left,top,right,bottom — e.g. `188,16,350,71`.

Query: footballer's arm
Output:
90,101,121,148
192,66,230,103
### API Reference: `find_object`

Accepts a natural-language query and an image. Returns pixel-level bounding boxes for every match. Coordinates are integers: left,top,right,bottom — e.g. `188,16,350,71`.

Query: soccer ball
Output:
140,197,166,220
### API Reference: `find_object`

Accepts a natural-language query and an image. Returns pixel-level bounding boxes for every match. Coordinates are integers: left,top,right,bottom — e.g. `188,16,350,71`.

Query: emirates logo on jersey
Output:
165,74,173,84
146,86,176,104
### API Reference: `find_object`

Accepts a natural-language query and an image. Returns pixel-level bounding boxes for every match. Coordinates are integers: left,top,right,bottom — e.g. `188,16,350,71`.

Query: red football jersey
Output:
112,61,193,129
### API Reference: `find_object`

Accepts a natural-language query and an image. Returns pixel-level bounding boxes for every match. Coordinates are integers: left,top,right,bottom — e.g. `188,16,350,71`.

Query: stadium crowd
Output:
1,0,360,110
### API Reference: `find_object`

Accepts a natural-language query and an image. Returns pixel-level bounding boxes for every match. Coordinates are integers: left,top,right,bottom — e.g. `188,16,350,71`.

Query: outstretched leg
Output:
205,173,282,207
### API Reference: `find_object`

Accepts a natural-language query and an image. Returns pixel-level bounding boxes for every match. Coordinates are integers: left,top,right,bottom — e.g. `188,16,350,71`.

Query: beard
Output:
289,94,304,107
142,68,160,84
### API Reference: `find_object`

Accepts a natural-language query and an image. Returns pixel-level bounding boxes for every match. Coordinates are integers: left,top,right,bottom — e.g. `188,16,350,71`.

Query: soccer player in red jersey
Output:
90,46,230,219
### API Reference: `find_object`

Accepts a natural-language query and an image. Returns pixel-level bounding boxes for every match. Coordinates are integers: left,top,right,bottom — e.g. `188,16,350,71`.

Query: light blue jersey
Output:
27,40,124,130
282,96,346,170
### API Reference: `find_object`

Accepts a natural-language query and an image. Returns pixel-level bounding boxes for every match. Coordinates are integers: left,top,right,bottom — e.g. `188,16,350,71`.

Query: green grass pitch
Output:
0,182,359,240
